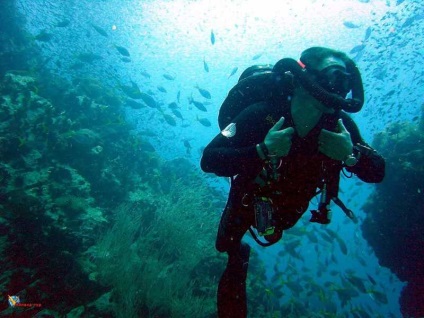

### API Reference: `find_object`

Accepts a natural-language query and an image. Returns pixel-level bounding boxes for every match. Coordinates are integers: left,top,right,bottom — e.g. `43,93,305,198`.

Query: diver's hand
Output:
264,117,294,158
318,119,353,161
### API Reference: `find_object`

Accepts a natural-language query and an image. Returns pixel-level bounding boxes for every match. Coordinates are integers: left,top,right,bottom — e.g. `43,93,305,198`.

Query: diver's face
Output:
312,56,352,98
306,56,348,114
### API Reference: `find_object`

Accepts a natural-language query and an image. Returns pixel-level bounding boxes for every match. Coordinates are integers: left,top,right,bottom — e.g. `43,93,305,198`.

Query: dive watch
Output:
344,153,358,167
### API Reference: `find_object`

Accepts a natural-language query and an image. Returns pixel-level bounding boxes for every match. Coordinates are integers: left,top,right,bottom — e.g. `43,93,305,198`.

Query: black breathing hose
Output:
272,58,364,113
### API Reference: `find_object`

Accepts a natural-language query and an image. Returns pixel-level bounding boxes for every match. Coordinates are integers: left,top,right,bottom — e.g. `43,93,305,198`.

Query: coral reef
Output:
90,183,221,317
0,68,233,316
361,109,424,318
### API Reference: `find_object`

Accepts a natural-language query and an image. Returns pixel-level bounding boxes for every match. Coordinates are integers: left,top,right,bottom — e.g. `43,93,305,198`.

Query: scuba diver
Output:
200,47,385,317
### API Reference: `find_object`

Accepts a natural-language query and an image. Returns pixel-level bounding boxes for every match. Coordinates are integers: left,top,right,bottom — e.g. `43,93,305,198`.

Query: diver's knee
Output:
216,240,227,253
216,235,238,253
239,242,251,259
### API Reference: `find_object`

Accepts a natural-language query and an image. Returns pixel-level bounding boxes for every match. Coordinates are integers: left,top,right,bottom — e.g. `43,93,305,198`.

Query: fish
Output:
35,30,54,42
336,237,348,255
228,67,238,78
183,139,192,154
349,44,366,54
368,290,388,304
139,129,157,137
140,92,158,109
115,45,130,57
171,108,183,120
203,58,209,72
330,252,338,263
319,231,333,243
55,19,71,27
177,91,181,103
326,228,348,254
163,73,175,80
352,49,365,63
121,57,131,63
264,288,273,296
197,116,211,127
168,102,179,109
366,273,377,286
285,227,307,236
139,140,155,152
357,255,367,267
140,70,151,79
157,85,167,93
343,21,361,28
325,227,339,238
77,52,103,63
69,62,84,70
189,96,207,112
195,85,211,99
125,99,146,109
334,286,359,308
351,309,368,318
364,27,372,41
402,14,424,28
252,53,263,60
383,89,396,98
329,270,339,276
283,239,302,260
163,113,177,126
306,231,318,243
210,30,215,45
285,281,303,294
345,274,367,293
91,23,108,37
120,81,143,99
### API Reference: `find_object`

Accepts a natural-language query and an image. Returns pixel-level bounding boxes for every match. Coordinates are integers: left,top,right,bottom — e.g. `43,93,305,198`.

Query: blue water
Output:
11,0,424,316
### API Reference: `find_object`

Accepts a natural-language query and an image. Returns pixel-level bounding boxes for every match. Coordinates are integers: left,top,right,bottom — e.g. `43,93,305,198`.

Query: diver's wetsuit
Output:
201,93,385,317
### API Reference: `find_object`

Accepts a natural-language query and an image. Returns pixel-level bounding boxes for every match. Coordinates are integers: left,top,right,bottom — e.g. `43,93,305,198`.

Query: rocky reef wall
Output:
362,110,424,317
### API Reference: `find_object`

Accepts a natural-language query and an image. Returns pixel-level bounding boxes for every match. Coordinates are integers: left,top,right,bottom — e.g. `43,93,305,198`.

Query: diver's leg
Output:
216,200,252,318
217,242,250,318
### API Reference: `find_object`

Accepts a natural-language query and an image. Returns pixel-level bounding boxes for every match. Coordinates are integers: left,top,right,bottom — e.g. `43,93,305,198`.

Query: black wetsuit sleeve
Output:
341,113,385,183
201,102,273,177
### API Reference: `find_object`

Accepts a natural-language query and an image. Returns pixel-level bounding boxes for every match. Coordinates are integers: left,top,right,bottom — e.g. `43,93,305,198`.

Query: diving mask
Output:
310,65,352,97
